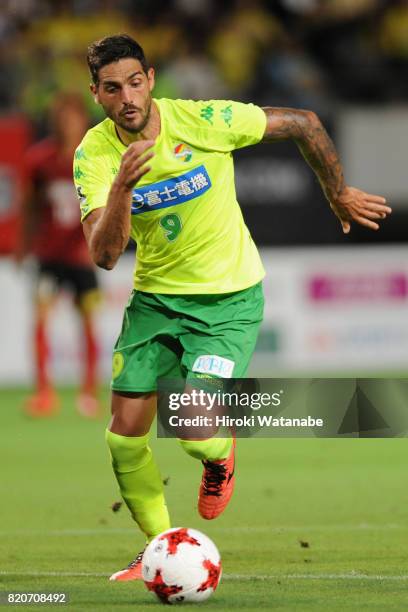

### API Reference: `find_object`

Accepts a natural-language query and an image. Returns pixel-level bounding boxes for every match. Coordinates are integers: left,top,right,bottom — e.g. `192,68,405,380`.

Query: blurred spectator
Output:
0,0,407,112
209,0,281,96
158,30,229,100
15,92,102,418
378,1,408,99
17,0,136,121
284,0,390,102
379,0,408,58
255,37,332,115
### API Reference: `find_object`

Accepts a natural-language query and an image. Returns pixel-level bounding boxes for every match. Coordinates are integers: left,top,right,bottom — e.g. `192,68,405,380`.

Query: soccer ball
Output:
142,527,222,604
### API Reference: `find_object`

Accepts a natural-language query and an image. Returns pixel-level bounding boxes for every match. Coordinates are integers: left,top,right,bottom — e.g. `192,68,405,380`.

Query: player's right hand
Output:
116,140,155,190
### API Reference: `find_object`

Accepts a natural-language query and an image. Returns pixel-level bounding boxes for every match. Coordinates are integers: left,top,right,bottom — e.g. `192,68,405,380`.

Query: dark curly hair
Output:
87,34,149,84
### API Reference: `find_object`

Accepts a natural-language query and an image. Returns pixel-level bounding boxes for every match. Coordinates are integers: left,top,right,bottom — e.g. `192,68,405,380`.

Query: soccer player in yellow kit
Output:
74,34,391,581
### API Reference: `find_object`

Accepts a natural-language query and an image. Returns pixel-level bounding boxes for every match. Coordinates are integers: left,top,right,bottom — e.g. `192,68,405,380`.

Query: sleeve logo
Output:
199,103,233,127
200,103,214,125
220,104,233,127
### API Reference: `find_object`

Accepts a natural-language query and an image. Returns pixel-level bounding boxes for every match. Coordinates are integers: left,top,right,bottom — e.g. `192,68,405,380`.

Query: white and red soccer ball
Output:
142,527,222,604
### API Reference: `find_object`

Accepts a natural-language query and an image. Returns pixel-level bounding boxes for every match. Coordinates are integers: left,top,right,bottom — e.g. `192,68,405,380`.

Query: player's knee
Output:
108,413,152,437
105,429,150,469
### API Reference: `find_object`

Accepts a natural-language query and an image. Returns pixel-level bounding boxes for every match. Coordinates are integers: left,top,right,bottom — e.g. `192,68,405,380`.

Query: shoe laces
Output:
127,549,144,569
202,460,227,496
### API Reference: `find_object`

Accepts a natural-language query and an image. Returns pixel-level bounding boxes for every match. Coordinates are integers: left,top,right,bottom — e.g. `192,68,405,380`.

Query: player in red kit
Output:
16,93,101,418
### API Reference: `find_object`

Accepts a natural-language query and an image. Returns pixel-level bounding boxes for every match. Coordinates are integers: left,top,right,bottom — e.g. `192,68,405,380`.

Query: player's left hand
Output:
329,186,392,234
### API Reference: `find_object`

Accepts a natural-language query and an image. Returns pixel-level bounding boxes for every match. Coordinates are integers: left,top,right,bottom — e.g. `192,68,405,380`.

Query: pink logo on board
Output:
308,273,408,302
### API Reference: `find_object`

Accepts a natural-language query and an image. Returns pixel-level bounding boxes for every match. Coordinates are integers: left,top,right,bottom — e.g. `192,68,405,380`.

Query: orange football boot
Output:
109,549,144,582
24,388,59,417
198,438,236,520
76,391,102,419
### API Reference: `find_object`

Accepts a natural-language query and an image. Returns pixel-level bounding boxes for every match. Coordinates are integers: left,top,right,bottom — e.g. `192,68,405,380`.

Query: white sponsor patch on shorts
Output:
192,355,235,378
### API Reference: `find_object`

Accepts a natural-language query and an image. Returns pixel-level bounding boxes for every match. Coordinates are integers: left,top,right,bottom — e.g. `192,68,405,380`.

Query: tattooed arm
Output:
261,107,391,233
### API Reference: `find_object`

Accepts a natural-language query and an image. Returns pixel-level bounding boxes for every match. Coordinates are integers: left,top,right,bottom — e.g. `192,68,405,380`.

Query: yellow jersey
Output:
74,98,266,293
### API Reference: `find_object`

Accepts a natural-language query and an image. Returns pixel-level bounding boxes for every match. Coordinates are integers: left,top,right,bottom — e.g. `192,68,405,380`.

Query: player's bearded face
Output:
114,95,152,134
95,59,154,134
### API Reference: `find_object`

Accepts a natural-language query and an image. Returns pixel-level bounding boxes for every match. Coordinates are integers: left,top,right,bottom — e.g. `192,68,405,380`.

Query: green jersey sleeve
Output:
73,134,112,222
162,99,267,152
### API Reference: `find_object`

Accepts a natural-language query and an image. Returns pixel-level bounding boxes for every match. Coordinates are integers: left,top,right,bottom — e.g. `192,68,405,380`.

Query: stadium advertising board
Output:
0,246,406,383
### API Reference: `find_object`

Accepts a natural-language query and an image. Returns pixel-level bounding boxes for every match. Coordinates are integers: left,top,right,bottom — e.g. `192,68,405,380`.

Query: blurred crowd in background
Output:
2,0,408,132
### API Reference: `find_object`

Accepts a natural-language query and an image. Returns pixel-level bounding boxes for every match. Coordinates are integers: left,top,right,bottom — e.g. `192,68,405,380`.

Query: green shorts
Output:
111,282,264,392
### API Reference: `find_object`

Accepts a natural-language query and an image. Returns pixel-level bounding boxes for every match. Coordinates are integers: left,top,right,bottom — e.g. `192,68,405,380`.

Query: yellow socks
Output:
178,437,232,462
105,430,170,541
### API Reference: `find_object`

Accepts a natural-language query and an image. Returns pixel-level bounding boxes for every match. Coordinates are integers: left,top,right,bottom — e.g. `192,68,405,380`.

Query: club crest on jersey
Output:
131,165,211,215
174,143,192,162
192,355,235,378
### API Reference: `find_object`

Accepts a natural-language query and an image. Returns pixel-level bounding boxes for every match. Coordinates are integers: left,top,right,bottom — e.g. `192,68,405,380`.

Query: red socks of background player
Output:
35,317,50,392
34,316,99,395
25,317,58,416
82,317,99,394
27,315,100,417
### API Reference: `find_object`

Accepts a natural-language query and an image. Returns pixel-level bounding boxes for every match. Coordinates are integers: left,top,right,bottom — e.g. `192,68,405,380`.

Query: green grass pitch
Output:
1,387,407,611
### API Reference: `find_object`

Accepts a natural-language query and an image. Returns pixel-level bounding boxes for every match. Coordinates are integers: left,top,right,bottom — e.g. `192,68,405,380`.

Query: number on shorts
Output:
159,213,182,242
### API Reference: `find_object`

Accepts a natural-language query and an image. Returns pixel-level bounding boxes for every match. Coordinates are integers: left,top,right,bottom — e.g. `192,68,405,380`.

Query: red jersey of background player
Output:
24,137,92,267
